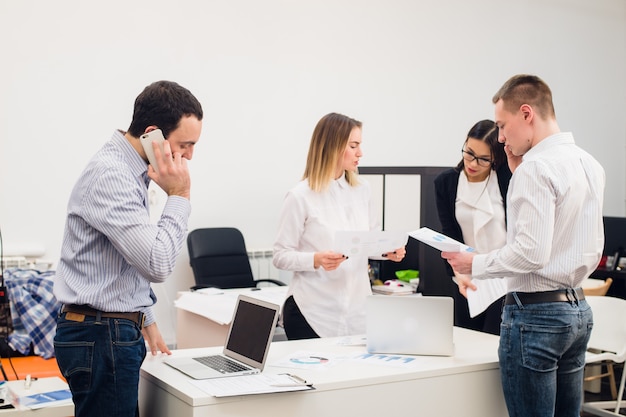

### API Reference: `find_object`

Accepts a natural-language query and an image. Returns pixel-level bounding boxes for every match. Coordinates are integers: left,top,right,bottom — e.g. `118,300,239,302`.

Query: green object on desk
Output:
395,270,419,282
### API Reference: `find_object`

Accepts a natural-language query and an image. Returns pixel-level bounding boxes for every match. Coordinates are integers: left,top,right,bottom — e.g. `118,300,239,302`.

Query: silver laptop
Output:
165,294,280,379
366,295,455,356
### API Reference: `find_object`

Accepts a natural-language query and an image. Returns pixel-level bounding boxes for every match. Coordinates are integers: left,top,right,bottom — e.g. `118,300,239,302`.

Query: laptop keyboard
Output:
193,355,250,374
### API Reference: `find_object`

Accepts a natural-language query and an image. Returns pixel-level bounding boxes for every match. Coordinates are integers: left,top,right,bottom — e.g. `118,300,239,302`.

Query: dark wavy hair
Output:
455,119,505,171
127,80,203,138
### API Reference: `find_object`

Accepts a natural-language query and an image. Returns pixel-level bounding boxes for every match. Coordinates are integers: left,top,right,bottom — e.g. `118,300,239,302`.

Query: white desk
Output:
175,286,289,349
139,327,507,417
0,377,73,416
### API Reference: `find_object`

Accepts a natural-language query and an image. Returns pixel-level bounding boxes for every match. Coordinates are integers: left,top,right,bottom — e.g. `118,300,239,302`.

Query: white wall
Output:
1,0,625,346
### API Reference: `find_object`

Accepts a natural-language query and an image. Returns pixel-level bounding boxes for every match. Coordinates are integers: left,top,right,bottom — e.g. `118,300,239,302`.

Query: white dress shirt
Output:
273,176,380,337
472,132,605,292
455,170,506,253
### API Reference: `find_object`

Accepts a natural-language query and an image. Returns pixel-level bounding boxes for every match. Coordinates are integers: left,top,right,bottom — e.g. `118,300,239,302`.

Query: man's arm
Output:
142,322,172,356
441,251,477,297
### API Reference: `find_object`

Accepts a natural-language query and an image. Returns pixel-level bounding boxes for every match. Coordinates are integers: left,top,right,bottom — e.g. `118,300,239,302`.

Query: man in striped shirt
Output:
443,74,605,417
53,80,203,417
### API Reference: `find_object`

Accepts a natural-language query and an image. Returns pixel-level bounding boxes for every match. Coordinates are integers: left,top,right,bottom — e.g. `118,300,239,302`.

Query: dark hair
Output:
492,74,555,120
303,112,362,192
455,119,505,171
127,80,203,138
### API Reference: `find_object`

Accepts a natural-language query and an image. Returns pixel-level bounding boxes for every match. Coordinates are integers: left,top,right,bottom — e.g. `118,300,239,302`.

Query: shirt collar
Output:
524,132,575,162
112,130,150,185
333,174,350,189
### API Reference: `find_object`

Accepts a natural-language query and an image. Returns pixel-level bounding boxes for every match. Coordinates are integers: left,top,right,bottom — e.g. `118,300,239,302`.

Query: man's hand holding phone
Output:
140,129,191,199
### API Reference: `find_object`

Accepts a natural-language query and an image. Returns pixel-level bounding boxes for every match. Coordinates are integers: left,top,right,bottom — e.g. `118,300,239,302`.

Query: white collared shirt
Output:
273,176,380,337
455,170,506,253
472,132,605,292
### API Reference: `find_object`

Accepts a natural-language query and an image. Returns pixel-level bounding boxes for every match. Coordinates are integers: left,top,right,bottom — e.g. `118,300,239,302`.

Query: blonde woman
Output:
273,113,406,340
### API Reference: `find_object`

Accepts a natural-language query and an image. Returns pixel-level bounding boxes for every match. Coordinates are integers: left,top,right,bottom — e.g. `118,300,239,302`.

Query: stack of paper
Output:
371,285,413,296
14,388,72,410
7,376,73,410
190,373,313,397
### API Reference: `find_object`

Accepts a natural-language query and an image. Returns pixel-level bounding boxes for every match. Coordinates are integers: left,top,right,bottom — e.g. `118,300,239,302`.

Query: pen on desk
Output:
288,374,307,384
270,373,311,387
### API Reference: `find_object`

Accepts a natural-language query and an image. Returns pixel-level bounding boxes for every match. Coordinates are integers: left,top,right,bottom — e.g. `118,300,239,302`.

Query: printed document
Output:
410,227,507,316
463,276,507,317
408,227,473,252
190,373,313,397
334,230,408,258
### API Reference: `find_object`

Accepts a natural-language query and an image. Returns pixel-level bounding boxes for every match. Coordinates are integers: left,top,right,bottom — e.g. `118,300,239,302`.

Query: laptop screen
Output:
225,296,278,364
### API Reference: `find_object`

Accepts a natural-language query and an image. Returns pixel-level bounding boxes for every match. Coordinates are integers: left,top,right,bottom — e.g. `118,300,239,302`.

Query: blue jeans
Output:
54,312,147,417
499,297,593,417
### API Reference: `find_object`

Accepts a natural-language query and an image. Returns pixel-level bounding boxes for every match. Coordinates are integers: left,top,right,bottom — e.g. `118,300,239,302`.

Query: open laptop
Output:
366,295,455,356
164,294,280,379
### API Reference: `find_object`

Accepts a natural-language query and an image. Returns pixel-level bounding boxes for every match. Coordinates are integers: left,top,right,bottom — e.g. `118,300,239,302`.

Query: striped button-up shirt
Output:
53,130,191,325
472,132,605,292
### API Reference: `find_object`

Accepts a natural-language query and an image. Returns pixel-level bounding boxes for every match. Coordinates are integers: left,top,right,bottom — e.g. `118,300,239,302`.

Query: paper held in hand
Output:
408,227,475,253
410,227,507,318
334,230,409,258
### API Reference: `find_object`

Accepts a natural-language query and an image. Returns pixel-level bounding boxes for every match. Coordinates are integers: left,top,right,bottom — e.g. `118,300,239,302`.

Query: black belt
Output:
504,288,585,306
62,304,145,328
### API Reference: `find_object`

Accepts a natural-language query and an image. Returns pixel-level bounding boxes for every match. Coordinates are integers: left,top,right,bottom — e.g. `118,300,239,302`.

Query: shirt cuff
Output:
142,307,155,327
472,254,488,278
165,195,192,217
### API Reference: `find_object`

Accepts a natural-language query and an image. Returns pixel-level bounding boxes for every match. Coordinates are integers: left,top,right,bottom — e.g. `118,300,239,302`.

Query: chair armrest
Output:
254,279,287,287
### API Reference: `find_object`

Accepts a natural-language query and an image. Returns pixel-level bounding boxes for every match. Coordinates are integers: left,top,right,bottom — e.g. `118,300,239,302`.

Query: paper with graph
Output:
408,227,474,253
410,227,506,317
334,230,408,258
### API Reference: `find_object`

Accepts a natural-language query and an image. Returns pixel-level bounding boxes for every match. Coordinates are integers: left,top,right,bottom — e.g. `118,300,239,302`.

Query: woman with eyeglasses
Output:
433,119,511,335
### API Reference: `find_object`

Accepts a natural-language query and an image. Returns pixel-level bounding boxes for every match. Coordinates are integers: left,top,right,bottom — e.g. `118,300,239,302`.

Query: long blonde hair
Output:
303,113,362,192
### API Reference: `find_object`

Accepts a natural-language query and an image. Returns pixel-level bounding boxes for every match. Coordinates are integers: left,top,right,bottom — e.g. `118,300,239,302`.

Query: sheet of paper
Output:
350,352,426,368
174,291,240,324
334,230,408,258
463,277,508,318
190,373,313,397
409,227,505,316
271,350,347,370
174,287,288,324
18,389,73,410
408,227,474,253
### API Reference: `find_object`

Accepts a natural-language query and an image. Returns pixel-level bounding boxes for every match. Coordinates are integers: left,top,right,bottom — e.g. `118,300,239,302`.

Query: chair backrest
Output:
586,295,626,361
583,278,613,296
187,227,255,289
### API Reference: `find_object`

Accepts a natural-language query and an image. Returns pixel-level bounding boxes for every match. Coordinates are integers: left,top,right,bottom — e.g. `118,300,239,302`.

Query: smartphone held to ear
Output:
140,129,165,173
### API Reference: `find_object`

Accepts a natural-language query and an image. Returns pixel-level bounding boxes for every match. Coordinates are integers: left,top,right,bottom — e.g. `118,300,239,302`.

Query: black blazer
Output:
434,164,512,275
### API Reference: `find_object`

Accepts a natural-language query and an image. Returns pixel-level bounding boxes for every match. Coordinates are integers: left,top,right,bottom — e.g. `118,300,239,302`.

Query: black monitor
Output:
602,216,626,256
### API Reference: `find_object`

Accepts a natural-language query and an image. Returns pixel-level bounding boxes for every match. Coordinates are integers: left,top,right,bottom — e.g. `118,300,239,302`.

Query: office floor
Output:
582,364,625,416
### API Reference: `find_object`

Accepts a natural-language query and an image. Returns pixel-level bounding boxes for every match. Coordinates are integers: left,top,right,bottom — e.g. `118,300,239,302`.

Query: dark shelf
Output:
589,216,626,299
590,268,626,299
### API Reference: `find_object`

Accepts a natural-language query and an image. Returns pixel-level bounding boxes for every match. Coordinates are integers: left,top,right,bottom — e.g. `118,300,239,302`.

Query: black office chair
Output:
187,227,287,291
